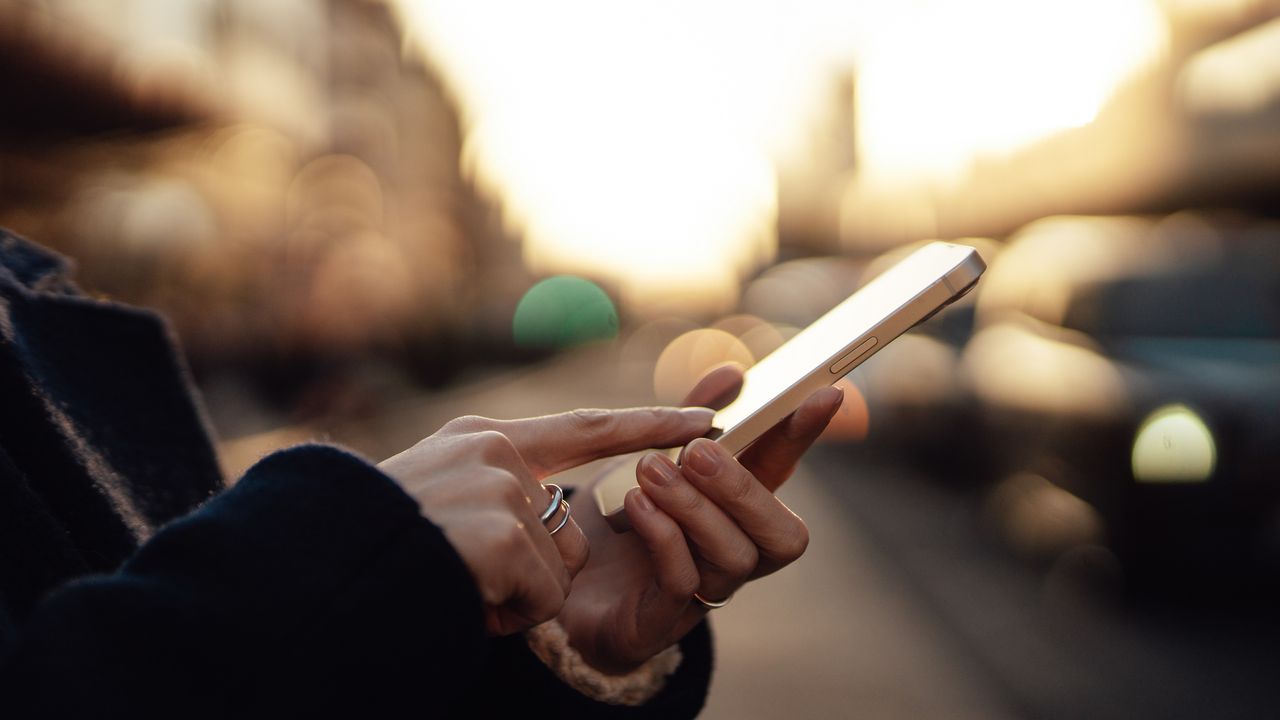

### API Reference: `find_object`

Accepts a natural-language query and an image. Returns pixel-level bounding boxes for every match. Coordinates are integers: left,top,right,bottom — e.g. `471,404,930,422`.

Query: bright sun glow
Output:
393,1,869,314
394,1,1167,311
856,0,1167,186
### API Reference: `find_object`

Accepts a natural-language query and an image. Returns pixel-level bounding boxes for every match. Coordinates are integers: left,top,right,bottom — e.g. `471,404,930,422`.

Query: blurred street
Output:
701,452,1017,720
794,447,1280,720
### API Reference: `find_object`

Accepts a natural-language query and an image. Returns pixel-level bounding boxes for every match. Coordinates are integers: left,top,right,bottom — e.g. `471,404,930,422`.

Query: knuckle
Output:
648,524,700,596
494,516,528,551
499,527,529,561
723,469,756,505
532,591,567,625
722,544,759,580
644,406,674,427
774,520,810,562
490,470,527,507
653,521,685,554
476,468,526,509
570,408,616,436
472,430,520,465
444,414,493,434
669,567,701,598
675,486,706,514
474,511,526,557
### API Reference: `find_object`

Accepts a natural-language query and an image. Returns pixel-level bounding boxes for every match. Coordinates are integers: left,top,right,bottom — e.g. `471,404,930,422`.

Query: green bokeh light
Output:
513,276,619,349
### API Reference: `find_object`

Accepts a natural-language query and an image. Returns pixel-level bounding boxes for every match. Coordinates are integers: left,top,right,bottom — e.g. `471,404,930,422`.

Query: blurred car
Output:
957,214,1280,598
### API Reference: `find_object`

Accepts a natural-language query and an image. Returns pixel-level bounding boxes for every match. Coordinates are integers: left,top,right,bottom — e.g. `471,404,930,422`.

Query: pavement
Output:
698,458,1014,719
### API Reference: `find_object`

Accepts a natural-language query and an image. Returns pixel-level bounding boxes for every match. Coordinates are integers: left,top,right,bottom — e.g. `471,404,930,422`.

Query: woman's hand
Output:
558,365,843,673
379,406,714,636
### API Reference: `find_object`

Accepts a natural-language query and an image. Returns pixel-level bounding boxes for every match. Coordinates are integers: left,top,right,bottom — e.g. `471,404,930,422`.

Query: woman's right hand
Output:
378,407,714,636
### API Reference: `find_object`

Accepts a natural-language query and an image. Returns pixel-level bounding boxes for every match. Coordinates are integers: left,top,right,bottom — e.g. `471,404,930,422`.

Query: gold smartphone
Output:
595,241,986,531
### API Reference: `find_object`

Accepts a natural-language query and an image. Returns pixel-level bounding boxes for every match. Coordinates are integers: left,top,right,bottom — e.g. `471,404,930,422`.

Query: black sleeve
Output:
2,444,490,718
1,444,714,718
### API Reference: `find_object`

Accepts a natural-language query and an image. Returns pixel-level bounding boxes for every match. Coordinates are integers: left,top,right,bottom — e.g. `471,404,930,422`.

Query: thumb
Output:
497,407,714,477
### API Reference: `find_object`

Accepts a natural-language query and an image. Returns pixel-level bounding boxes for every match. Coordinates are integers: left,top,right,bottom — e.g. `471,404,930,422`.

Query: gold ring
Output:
692,591,732,610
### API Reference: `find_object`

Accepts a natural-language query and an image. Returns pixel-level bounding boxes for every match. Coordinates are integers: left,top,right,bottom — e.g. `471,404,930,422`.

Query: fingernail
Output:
794,386,843,436
642,453,679,487
680,407,715,425
817,385,844,406
686,439,720,476
631,489,655,513
827,386,846,419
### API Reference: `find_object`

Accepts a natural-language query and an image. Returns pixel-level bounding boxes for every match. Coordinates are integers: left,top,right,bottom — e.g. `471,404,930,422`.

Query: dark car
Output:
947,213,1280,596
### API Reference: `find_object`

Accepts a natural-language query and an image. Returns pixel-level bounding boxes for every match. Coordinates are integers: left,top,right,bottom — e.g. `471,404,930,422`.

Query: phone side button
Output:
829,337,878,375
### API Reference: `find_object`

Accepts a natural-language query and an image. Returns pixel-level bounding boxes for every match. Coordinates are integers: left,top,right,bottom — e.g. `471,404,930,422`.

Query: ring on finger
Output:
539,483,573,536
539,483,565,523
692,591,733,610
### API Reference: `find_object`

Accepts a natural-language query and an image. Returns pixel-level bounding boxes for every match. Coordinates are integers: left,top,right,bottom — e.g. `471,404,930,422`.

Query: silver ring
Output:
692,592,732,610
540,483,572,536
539,483,565,523
547,499,572,536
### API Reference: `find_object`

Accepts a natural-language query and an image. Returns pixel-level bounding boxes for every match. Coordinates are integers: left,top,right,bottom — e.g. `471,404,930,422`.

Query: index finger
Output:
497,406,715,477
681,363,745,410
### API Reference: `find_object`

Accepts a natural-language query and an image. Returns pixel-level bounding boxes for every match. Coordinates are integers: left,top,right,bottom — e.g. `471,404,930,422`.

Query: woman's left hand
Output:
556,365,843,674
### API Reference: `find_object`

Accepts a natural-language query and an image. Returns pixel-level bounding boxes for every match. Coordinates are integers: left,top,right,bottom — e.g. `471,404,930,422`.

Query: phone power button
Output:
829,337,877,375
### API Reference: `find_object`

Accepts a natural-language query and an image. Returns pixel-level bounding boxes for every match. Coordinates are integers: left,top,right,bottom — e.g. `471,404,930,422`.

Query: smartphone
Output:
594,241,986,531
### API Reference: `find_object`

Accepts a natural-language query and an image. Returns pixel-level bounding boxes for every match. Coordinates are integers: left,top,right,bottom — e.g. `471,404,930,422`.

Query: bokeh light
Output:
512,275,619,349
821,377,871,442
976,214,1221,328
739,322,797,362
860,334,960,408
1131,404,1217,483
285,154,385,230
616,317,701,397
740,258,860,328
963,322,1129,418
1178,16,1280,117
984,472,1106,560
653,328,753,404
711,314,774,340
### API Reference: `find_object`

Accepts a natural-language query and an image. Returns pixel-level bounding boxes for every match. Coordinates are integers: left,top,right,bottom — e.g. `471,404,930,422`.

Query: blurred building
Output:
777,0,1280,252
0,0,534,415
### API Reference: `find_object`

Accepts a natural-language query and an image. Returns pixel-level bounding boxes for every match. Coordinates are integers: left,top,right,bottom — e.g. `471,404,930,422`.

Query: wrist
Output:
573,635,648,677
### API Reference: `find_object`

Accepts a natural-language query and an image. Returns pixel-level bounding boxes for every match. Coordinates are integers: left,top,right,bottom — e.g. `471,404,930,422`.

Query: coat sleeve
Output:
1,444,490,717
1,444,714,718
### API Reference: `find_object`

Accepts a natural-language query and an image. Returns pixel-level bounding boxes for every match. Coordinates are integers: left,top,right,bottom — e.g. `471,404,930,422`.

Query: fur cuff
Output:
525,620,682,706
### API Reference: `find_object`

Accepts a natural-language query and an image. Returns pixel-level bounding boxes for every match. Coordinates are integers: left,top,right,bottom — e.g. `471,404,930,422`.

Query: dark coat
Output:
0,230,711,718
